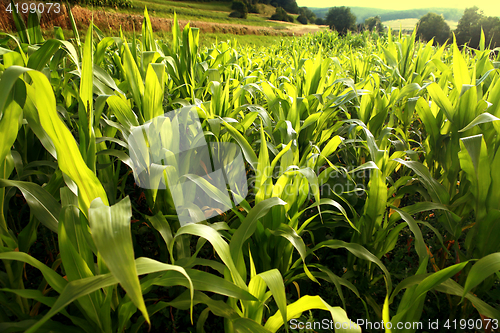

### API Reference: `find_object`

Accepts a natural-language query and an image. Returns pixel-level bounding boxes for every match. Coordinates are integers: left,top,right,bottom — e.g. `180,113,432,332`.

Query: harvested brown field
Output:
0,1,321,37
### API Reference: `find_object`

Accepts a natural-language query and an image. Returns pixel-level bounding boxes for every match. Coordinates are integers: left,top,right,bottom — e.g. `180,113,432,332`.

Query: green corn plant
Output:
138,200,363,333
2,3,500,332
159,13,200,103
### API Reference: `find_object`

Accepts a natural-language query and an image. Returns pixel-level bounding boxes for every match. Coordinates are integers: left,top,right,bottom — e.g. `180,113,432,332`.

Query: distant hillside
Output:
310,7,464,24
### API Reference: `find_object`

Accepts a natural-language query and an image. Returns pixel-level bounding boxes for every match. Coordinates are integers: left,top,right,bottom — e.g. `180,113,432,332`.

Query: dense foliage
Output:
270,7,293,22
297,14,307,24
269,0,298,14
1,5,500,333
230,0,248,19
236,0,299,14
315,17,325,25
325,6,357,35
364,16,383,33
298,6,316,24
416,12,451,45
455,6,500,49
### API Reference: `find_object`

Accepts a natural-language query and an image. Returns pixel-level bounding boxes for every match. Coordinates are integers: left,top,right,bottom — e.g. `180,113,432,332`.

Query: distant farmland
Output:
384,18,458,30
310,6,463,24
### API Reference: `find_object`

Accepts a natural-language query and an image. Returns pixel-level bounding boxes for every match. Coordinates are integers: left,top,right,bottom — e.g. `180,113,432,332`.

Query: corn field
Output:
1,5,500,333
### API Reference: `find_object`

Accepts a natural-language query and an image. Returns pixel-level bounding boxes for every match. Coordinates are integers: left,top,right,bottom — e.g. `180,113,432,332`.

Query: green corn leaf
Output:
181,174,233,209
143,64,164,122
27,70,109,213
363,168,387,229
230,197,287,275
54,26,65,40
255,121,271,204
26,10,44,44
26,39,61,71
147,213,174,254
264,295,360,333
122,41,145,119
22,257,193,333
0,66,25,125
88,197,149,325
453,42,470,90
463,253,500,298
106,95,140,130
427,83,455,122
394,159,449,205
415,97,439,143
145,268,257,301
58,206,103,329
391,208,428,264
0,99,22,176
0,180,60,233
174,223,246,289
94,37,119,66
80,24,94,136
458,112,500,132
308,240,392,294
65,2,81,48
9,0,28,44
142,7,155,52
233,318,273,332
309,264,362,310
222,119,258,169
458,135,491,220
435,279,500,320
487,75,500,117
130,290,239,333
0,252,67,293
269,224,318,283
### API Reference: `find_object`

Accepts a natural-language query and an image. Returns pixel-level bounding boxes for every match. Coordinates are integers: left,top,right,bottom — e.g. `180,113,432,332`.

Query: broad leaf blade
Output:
88,197,149,324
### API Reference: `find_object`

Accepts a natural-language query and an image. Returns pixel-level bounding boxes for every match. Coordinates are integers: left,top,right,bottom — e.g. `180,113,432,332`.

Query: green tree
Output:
230,0,248,19
416,12,451,45
299,7,316,23
325,6,357,35
315,17,326,25
364,16,383,33
455,7,500,48
473,16,500,48
297,15,308,24
271,0,299,14
270,7,293,22
455,7,484,47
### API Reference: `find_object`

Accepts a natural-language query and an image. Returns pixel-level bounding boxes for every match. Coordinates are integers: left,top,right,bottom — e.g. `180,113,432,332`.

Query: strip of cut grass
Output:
49,28,292,49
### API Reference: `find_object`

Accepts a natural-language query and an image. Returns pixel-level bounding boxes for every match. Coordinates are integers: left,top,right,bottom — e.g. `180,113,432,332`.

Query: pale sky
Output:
295,0,500,17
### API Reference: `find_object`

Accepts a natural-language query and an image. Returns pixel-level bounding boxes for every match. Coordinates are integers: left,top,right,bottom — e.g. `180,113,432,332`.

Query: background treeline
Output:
320,5,500,49
311,7,465,24
415,7,500,49
229,0,317,24
203,0,301,14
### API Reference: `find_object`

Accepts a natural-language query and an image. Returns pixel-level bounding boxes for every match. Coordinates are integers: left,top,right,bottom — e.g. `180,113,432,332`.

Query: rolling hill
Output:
310,6,464,24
